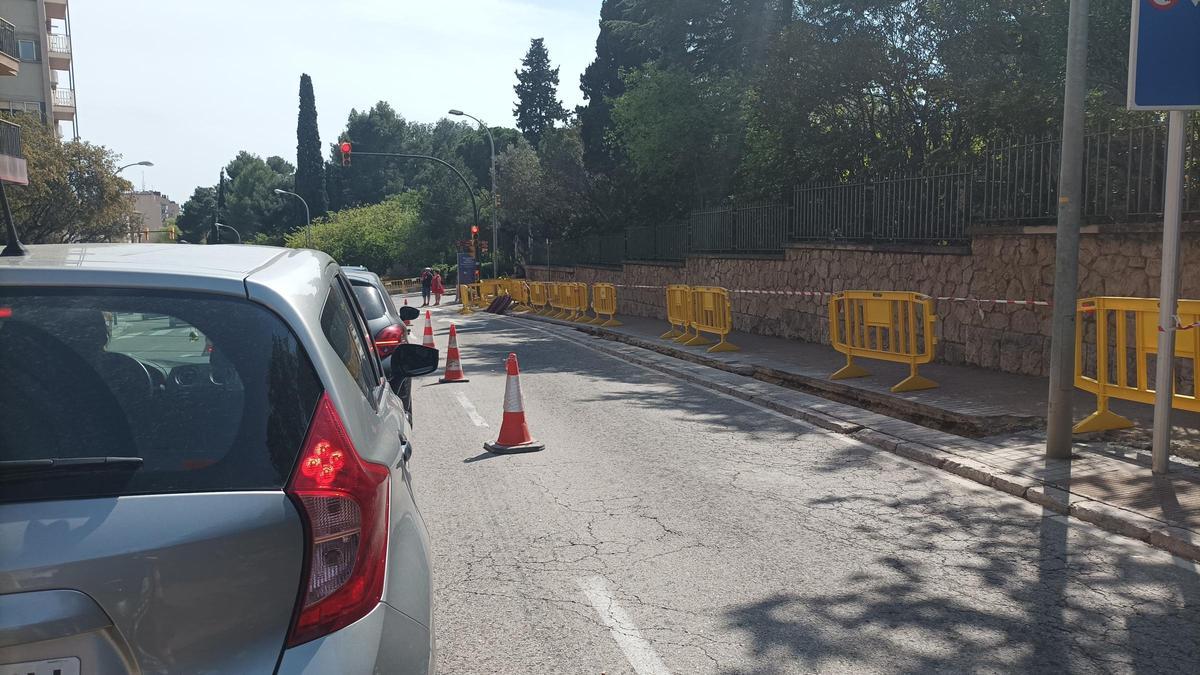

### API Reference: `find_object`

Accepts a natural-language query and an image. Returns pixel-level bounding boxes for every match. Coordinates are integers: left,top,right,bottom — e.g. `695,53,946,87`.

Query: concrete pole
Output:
1045,0,1090,459
1151,110,1188,474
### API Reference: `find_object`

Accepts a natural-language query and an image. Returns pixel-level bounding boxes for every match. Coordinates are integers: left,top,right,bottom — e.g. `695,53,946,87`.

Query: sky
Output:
71,0,603,203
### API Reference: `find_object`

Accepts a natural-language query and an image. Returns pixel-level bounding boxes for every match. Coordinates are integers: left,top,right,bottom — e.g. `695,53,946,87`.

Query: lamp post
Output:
449,109,498,278
215,222,241,244
274,189,311,248
117,160,154,173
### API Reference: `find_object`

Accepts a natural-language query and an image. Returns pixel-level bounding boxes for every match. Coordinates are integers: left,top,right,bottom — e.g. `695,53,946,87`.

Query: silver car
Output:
343,267,420,418
0,244,438,674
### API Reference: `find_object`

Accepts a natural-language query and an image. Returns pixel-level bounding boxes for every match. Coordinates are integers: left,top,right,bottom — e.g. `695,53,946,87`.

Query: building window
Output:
17,39,37,62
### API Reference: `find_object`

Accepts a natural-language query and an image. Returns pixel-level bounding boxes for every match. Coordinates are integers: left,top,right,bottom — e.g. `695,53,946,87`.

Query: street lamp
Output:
274,189,311,248
449,108,498,278
215,222,241,244
117,160,154,173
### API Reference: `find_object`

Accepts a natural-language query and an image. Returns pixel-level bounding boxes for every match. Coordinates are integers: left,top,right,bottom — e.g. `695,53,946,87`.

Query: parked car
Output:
0,244,439,675
343,266,420,418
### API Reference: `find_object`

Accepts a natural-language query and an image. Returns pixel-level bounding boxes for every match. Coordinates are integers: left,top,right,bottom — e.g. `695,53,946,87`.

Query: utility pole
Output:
449,110,498,278
1045,0,1090,460
1151,111,1187,473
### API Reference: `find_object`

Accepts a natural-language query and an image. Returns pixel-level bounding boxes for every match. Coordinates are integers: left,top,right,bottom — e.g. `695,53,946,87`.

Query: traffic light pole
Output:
348,151,480,259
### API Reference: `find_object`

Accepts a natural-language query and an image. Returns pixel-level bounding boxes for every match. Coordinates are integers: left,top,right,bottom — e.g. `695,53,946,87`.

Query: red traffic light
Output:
470,225,479,235
339,142,352,154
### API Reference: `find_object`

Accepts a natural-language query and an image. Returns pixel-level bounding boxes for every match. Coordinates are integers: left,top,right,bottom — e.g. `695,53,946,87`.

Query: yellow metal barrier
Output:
528,282,548,312
1073,297,1200,433
506,280,530,309
477,280,505,305
682,287,739,353
457,284,473,315
829,291,937,392
548,283,570,318
590,284,622,327
570,283,592,323
661,285,693,340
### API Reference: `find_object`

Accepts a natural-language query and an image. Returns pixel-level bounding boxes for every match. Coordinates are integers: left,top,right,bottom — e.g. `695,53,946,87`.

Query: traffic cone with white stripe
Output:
484,353,545,454
438,324,469,383
422,310,435,348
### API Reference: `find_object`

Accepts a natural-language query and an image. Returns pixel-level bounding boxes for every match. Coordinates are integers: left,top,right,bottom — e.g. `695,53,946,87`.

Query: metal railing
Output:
536,118,1200,266
0,119,21,158
47,33,70,55
52,88,75,108
0,19,16,61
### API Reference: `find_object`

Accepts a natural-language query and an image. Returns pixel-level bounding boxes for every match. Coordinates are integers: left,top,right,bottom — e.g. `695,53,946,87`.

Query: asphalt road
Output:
405,302,1200,674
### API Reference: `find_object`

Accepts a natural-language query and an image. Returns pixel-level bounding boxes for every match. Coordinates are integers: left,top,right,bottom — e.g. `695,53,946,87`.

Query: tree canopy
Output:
514,38,568,147
295,73,328,218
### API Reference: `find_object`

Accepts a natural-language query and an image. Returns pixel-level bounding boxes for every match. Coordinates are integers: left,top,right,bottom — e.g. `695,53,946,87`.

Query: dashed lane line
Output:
577,576,672,675
454,392,489,427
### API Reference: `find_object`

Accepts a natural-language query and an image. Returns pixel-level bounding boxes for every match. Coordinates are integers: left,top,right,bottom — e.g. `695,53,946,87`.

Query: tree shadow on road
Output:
718,454,1200,674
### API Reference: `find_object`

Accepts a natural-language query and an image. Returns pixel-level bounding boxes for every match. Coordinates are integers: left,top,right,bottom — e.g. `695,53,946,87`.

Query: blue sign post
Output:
1127,0,1200,110
1127,0,1198,472
457,252,477,287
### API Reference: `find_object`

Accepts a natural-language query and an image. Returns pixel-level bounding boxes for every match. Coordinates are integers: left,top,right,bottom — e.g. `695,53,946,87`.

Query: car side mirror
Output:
398,306,420,322
387,344,439,378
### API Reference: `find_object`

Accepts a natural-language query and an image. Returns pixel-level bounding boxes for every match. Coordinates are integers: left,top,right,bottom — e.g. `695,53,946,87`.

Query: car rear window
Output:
0,288,323,503
350,281,387,321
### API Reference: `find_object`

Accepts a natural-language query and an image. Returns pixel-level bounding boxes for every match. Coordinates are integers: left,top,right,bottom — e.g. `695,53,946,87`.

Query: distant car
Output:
0,244,439,675
343,267,420,418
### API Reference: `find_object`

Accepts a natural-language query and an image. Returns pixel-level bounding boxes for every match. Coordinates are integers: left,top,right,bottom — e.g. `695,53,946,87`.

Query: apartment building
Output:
0,5,25,185
129,190,180,242
0,0,76,138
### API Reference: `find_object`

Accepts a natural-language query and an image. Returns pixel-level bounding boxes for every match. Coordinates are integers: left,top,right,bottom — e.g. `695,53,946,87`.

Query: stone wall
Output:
527,226,1200,378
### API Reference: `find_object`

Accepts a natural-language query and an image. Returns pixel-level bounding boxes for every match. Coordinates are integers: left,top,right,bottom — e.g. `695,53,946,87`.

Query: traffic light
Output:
340,142,352,167
470,225,479,258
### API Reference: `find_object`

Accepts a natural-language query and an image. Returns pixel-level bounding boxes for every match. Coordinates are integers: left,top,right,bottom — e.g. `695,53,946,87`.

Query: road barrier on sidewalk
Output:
661,285,694,341
590,283,622,327
457,284,475,315
528,282,548,313
829,291,938,392
683,287,740,353
547,283,570,318
570,283,592,323
506,280,530,309
1073,296,1200,433
477,280,506,305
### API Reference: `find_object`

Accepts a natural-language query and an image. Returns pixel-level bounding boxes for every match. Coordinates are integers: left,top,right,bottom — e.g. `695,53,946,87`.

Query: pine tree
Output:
295,74,328,218
578,0,649,172
513,38,567,147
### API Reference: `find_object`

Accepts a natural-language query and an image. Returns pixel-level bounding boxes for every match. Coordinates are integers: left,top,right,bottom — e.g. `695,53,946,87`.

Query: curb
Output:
507,311,1200,563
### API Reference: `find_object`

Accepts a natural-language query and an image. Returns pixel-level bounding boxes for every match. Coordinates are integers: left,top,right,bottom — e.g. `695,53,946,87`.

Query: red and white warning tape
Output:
608,283,1051,308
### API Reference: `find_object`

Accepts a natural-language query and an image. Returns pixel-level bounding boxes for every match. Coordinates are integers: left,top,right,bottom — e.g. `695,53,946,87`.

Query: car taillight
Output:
286,393,390,647
374,323,405,359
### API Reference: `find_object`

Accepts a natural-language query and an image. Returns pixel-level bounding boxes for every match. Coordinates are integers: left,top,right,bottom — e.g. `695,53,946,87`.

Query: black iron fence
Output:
534,119,1200,267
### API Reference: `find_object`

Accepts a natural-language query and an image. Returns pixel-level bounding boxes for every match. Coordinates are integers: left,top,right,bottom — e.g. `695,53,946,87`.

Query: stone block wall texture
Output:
527,229,1200,378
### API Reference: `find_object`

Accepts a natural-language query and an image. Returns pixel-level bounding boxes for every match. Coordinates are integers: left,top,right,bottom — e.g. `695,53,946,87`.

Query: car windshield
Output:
0,288,322,503
350,281,388,321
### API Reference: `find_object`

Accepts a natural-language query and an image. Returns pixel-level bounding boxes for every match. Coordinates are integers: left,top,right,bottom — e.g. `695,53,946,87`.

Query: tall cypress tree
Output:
295,74,328,218
578,0,650,173
513,38,567,147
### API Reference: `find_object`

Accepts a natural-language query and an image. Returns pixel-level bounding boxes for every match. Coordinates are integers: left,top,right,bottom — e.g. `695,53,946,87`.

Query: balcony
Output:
0,18,17,77
51,87,75,121
47,33,70,70
0,119,29,185
45,0,67,21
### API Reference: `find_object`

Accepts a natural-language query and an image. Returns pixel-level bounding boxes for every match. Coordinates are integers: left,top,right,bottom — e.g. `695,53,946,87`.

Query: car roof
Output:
342,268,384,285
0,243,333,298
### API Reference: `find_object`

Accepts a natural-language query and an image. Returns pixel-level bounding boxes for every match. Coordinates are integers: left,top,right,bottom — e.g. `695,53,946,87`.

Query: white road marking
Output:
577,576,672,675
454,392,489,427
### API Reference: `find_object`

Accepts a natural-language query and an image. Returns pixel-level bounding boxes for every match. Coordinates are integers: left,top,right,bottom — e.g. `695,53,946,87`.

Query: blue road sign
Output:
1128,0,1200,110
457,252,476,285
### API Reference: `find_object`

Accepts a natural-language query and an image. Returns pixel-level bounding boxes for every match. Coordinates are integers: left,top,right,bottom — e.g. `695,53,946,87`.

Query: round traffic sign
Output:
1148,0,1178,10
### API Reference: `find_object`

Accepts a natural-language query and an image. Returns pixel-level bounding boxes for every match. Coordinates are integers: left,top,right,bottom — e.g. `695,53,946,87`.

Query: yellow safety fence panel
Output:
457,284,476,315
1073,297,1200,433
477,280,506,305
528,282,548,312
829,291,937,392
680,287,739,353
506,280,530,309
661,285,693,341
590,283,622,327
548,283,571,319
570,283,593,323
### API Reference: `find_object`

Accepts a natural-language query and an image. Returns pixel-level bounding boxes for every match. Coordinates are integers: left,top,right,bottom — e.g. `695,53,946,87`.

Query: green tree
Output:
286,192,429,273
514,38,568,147
1,113,135,244
327,102,414,210
578,0,650,173
295,73,328,218
223,151,295,238
176,186,217,243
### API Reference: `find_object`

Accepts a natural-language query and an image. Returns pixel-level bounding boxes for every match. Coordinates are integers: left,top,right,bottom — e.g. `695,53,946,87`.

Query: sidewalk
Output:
507,307,1200,562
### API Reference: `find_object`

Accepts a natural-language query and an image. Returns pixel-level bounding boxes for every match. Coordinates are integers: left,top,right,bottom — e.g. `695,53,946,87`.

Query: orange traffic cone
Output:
403,298,412,327
484,353,545,454
422,310,435,348
438,324,470,383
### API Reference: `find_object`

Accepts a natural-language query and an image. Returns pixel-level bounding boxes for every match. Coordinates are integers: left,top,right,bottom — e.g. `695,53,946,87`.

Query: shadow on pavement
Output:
462,451,500,464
